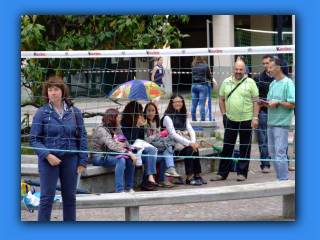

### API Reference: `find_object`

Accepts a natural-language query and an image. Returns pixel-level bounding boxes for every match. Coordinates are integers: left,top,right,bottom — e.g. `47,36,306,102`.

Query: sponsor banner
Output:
21,45,295,58
208,49,223,53
276,46,292,52
146,50,160,55
88,51,101,56
33,52,46,56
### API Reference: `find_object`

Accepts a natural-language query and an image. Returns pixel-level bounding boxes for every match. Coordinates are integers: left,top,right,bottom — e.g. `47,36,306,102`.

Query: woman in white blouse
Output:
160,94,206,186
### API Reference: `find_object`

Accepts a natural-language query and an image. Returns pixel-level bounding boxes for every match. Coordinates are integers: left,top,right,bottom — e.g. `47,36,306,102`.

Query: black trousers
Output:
175,146,202,175
218,115,252,178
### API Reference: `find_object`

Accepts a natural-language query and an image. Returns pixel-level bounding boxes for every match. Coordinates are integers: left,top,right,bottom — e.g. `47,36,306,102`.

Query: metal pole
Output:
206,19,212,121
207,19,211,67
277,15,283,61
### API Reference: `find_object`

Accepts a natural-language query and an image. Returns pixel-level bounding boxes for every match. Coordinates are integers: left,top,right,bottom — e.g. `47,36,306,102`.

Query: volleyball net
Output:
21,45,295,162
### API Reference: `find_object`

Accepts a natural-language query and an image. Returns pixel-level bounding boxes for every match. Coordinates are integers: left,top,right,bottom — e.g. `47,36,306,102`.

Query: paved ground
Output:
21,96,295,221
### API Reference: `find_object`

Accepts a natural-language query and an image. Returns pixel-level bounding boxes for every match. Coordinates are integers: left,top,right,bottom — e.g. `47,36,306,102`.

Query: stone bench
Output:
21,180,295,220
21,145,220,193
190,121,218,137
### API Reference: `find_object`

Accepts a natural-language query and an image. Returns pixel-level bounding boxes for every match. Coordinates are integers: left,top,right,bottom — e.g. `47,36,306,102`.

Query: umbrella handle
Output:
200,140,212,147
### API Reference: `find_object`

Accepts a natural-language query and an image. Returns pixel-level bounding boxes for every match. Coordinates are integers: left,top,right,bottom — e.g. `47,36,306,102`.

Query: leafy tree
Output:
21,15,189,131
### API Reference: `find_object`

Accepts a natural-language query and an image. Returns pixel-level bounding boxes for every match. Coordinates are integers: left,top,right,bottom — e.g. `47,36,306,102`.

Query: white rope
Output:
236,28,294,35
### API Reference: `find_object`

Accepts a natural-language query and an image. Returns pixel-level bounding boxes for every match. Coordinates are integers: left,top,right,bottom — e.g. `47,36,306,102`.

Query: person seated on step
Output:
143,102,181,188
121,100,163,191
90,108,136,193
160,94,206,186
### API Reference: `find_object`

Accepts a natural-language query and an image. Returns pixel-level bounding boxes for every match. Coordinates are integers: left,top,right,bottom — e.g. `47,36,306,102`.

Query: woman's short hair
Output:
42,76,71,103
143,102,160,128
122,101,143,127
102,109,119,129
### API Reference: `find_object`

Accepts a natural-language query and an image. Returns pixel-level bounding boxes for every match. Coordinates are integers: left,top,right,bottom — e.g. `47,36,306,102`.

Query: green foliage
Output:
211,130,223,142
21,113,30,127
196,132,204,138
21,16,190,97
186,89,218,100
21,15,190,53
21,147,36,155
21,15,190,129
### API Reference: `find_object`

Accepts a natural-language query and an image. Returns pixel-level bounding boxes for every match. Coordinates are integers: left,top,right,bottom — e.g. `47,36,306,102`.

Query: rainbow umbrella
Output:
107,80,165,101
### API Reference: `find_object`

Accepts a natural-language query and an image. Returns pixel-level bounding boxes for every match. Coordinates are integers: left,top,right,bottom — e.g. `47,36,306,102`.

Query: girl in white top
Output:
160,94,206,186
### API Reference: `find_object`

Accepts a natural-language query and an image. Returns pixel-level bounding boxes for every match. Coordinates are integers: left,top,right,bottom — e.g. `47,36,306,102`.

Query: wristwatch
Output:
276,101,280,108
253,117,258,120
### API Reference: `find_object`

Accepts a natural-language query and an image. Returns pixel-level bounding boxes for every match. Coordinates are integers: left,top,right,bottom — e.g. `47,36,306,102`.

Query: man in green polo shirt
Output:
211,60,259,181
260,57,295,181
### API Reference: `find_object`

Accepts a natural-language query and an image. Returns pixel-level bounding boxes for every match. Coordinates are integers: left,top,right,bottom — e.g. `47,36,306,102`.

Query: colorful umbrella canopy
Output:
107,80,165,101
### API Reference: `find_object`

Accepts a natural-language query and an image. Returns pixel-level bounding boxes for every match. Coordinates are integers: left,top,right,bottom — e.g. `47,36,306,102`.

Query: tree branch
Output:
21,102,40,108
113,30,118,50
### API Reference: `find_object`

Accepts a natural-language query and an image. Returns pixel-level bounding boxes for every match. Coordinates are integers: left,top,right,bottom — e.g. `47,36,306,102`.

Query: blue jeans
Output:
141,147,158,185
257,111,270,169
191,84,208,121
157,146,175,180
91,155,135,192
38,152,78,221
268,126,290,181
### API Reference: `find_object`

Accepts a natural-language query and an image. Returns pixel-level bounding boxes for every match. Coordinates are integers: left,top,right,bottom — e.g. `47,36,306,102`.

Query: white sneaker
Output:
125,189,135,193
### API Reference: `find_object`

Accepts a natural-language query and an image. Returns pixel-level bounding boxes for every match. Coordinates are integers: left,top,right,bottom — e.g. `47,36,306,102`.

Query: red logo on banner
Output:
208,49,223,53
34,52,46,56
88,52,101,55
276,47,291,51
146,51,160,55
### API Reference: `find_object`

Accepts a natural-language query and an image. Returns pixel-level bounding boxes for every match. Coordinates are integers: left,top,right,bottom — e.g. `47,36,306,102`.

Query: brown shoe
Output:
141,185,157,191
210,174,227,181
288,166,295,171
236,175,246,181
262,168,270,173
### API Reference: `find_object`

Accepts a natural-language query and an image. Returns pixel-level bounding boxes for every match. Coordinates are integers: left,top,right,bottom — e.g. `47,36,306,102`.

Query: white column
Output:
212,15,234,86
212,15,235,67
292,15,296,66
162,46,172,97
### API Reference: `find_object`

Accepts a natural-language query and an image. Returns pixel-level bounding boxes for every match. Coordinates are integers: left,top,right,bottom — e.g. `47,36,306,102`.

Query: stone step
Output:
189,121,217,127
21,147,219,193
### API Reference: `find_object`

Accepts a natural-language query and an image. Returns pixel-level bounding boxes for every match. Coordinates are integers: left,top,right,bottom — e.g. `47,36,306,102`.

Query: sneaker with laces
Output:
165,167,181,178
186,177,202,186
236,175,246,181
210,174,227,181
194,175,207,184
158,179,175,188
125,189,135,193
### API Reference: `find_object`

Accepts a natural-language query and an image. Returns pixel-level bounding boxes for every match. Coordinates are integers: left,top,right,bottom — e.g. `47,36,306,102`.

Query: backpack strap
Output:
70,101,79,137
227,77,247,99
